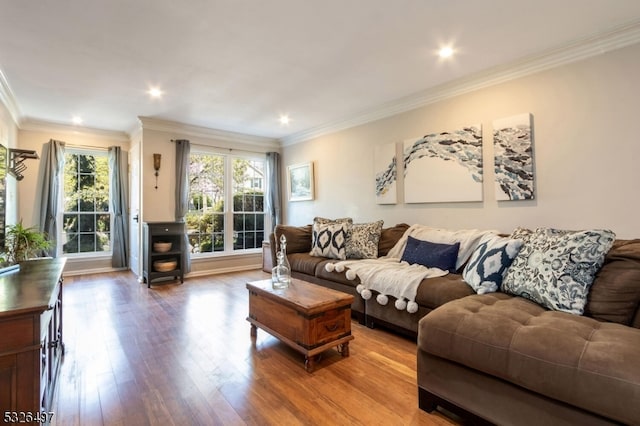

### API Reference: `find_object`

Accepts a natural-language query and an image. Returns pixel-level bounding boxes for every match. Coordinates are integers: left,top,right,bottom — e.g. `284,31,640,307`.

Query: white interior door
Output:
129,138,142,280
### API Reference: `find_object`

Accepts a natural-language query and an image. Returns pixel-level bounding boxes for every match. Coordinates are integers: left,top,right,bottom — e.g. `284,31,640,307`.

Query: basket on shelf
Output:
153,258,178,272
153,241,172,252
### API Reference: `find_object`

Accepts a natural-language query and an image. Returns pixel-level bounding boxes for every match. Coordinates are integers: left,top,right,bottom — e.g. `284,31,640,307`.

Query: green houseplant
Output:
4,220,53,264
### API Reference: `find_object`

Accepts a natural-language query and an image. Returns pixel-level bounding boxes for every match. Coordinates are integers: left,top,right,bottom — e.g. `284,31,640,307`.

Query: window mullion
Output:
224,156,233,253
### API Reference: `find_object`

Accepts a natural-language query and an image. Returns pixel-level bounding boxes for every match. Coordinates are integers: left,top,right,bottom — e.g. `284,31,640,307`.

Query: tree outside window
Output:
62,151,111,254
186,153,265,254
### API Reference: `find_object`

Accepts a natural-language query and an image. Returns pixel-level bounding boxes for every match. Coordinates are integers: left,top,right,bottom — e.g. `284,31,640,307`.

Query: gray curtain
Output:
38,139,65,257
175,139,191,273
109,146,129,268
265,152,282,232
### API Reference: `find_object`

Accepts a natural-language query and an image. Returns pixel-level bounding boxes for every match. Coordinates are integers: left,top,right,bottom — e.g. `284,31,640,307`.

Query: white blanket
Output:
384,224,494,270
326,225,493,312
326,258,448,313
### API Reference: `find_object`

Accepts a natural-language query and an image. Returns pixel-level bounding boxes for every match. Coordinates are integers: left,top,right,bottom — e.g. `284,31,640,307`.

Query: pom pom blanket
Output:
325,225,492,312
325,258,448,313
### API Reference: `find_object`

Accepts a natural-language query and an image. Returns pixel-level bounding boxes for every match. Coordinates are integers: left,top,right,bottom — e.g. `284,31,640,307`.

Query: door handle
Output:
133,214,139,223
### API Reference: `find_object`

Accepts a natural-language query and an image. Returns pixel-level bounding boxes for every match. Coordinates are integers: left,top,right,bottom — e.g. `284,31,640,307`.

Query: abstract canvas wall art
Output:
403,125,483,203
493,113,535,200
374,142,397,204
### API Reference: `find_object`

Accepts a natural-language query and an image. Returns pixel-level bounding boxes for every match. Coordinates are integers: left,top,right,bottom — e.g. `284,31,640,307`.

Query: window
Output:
232,158,265,250
61,150,111,255
186,152,266,254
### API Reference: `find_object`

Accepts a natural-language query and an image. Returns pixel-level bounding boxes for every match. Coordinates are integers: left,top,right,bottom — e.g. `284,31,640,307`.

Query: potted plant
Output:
4,220,53,265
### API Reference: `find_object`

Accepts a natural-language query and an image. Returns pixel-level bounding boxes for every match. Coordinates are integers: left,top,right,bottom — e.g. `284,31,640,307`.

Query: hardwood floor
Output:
51,269,458,426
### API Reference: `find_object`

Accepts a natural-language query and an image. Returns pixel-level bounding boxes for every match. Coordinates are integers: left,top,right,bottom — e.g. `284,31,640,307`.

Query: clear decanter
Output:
271,234,291,289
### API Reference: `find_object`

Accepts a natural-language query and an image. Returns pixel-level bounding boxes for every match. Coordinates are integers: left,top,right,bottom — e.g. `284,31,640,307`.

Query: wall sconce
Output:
153,153,161,189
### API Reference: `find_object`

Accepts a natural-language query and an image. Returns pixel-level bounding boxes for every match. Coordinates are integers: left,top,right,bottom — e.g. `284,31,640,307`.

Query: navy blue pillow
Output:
401,236,460,272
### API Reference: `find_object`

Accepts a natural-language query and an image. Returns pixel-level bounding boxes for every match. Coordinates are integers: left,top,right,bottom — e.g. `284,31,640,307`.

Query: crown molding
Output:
280,19,640,146
0,69,21,126
20,117,130,142
138,116,280,150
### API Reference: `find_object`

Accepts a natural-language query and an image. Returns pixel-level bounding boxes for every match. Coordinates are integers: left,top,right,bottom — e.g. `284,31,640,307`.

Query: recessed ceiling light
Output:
148,87,163,98
438,46,455,59
72,116,83,125
279,115,290,125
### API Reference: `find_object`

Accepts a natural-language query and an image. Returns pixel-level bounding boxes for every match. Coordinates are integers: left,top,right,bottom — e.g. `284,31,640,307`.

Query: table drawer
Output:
147,223,185,234
310,308,350,345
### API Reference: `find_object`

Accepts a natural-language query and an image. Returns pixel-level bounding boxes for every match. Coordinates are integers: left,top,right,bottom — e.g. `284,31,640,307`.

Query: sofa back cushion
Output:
378,223,410,257
585,239,640,327
273,224,312,254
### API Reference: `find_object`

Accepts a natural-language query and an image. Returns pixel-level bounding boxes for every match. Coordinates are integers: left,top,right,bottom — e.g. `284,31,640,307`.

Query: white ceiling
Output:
1,1,640,142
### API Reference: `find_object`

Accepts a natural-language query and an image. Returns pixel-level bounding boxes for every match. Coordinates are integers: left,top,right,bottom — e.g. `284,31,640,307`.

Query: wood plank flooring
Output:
51,269,459,426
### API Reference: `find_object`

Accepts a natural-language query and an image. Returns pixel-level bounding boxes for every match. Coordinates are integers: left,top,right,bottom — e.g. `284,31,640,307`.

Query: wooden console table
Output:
0,258,66,424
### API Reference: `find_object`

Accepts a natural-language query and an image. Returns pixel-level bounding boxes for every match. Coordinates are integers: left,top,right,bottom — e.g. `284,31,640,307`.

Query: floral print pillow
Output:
346,220,384,259
502,227,616,315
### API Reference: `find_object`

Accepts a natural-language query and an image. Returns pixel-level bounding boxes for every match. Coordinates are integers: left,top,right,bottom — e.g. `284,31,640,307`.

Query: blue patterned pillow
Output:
502,227,616,315
310,221,349,260
463,234,523,294
401,236,459,272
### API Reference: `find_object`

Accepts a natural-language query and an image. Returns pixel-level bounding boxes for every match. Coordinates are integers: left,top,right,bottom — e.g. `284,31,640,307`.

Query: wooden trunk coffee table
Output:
246,278,354,372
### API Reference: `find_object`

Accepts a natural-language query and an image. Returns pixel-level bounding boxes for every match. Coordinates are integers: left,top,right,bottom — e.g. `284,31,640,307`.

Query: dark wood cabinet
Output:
0,258,66,425
143,221,186,288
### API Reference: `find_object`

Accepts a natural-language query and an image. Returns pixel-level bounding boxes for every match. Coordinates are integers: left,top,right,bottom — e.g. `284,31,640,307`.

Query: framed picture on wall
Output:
287,162,314,201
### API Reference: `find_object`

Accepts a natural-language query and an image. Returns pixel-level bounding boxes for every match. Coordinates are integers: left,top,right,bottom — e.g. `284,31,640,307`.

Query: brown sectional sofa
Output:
270,223,475,334
271,224,640,425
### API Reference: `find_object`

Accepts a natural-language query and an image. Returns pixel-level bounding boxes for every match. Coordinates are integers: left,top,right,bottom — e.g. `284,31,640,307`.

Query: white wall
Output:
0,100,18,226
283,42,640,239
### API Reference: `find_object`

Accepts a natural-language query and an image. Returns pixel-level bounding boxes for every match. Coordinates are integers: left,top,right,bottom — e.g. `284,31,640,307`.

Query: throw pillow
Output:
462,234,524,294
346,220,384,259
310,221,349,260
400,236,460,272
313,217,353,225
385,225,493,270
502,227,616,315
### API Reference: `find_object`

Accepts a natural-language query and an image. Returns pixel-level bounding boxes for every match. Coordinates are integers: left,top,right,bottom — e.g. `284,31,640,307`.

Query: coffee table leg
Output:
250,324,257,338
339,342,350,357
305,355,316,373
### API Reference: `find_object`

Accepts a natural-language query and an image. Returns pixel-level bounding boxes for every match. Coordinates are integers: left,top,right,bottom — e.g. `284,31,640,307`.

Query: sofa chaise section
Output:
417,238,640,425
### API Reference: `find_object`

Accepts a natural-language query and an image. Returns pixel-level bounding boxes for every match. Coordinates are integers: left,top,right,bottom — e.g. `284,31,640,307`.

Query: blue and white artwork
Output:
493,113,534,201
374,142,397,204
403,125,483,203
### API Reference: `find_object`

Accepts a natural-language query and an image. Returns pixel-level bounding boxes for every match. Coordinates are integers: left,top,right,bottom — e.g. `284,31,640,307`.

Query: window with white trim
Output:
61,149,111,255
186,151,265,254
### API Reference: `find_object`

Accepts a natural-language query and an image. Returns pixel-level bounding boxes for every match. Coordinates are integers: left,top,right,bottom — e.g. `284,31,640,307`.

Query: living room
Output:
2,2,640,425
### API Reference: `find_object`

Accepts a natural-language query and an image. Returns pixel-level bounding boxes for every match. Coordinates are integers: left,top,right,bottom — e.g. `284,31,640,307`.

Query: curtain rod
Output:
170,139,266,155
65,143,110,151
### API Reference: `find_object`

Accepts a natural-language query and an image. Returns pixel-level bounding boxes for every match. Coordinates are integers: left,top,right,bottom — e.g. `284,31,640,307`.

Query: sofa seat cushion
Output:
418,293,640,425
414,274,475,310
288,252,327,276
316,260,361,288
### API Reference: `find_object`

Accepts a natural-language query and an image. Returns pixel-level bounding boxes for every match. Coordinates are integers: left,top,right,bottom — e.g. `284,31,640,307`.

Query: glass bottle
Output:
279,234,291,277
272,234,291,289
